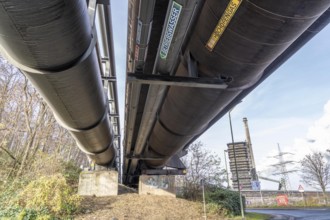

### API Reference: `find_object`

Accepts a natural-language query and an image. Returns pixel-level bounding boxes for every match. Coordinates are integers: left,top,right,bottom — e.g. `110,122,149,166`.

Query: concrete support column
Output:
78,170,118,196
139,175,176,197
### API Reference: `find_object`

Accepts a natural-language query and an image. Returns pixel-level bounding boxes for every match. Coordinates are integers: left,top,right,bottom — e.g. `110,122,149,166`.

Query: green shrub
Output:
0,153,82,219
0,206,22,219
206,202,218,214
17,208,38,220
0,187,17,208
0,179,28,211
18,174,81,217
61,161,81,188
206,202,231,216
205,187,245,216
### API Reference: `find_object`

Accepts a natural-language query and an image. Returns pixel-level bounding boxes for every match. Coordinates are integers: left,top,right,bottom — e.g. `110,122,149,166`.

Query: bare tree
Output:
300,152,330,204
0,58,20,122
177,141,226,200
0,56,89,180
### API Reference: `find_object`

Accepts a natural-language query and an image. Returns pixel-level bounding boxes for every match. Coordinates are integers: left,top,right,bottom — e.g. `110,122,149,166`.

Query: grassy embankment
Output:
230,212,272,220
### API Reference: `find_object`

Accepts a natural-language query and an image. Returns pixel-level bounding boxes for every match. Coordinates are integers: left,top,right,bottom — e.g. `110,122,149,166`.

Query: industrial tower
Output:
227,118,257,190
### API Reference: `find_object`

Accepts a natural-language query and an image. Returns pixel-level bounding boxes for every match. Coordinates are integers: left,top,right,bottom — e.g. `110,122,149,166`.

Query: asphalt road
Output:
248,208,330,220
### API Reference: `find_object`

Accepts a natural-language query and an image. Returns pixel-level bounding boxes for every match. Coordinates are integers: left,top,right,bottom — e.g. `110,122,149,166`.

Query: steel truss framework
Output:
88,0,121,179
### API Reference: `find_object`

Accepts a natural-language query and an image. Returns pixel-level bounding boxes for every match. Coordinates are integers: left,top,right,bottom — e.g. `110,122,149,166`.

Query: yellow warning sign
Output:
206,0,242,51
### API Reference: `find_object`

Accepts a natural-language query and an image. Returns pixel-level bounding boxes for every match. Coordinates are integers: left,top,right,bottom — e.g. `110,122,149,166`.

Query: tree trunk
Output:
16,102,47,177
0,145,20,164
322,187,328,205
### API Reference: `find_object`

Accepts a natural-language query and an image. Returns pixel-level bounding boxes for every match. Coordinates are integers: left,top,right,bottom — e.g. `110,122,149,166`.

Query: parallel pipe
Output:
145,0,330,167
0,0,116,165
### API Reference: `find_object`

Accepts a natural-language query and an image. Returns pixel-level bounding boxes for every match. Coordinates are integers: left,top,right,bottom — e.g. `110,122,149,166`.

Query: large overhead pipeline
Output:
0,0,116,165
146,0,330,167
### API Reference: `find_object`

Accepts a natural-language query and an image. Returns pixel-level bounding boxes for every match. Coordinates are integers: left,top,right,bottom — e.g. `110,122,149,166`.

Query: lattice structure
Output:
270,143,297,193
89,1,122,181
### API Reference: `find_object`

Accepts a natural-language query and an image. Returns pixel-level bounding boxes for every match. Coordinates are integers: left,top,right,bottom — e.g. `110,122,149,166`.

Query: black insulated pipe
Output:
145,0,330,167
0,0,116,165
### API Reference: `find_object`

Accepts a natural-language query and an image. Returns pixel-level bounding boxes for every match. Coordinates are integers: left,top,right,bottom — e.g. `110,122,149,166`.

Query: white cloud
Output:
257,100,330,190
291,100,330,160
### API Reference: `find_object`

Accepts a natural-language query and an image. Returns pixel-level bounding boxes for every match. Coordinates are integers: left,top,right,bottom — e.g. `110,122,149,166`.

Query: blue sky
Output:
111,2,330,190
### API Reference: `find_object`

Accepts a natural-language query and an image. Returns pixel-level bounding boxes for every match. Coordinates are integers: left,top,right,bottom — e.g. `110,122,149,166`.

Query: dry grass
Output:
75,193,223,220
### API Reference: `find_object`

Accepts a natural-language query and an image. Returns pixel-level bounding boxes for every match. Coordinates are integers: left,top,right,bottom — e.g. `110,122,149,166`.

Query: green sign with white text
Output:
159,1,182,59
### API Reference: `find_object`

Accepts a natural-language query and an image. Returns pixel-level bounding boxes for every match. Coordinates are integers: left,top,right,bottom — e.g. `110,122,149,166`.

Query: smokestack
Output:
243,117,256,169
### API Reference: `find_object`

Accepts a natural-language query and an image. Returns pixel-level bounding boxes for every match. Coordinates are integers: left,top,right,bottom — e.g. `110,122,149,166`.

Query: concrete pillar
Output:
139,175,176,197
78,170,118,196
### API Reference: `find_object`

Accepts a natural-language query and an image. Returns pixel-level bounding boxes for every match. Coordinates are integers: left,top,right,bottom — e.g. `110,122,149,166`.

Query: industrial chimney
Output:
243,118,257,180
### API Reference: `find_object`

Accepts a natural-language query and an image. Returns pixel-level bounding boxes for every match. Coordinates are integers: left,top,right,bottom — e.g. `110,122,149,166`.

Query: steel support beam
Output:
141,169,186,175
126,153,164,160
127,73,228,89
102,76,117,81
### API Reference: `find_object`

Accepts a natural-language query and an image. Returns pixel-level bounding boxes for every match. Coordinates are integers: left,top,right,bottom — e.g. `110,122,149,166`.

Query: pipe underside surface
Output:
1,0,330,178
145,0,330,167
0,0,116,165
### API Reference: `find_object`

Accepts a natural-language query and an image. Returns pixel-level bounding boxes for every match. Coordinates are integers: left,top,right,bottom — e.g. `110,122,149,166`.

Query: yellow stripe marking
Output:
206,0,242,51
